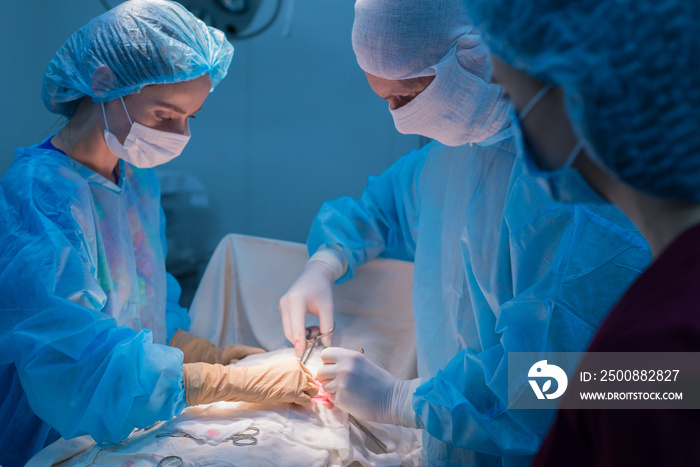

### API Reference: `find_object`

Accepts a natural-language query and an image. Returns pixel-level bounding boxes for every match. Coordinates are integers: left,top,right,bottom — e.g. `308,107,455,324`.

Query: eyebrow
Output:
155,101,203,115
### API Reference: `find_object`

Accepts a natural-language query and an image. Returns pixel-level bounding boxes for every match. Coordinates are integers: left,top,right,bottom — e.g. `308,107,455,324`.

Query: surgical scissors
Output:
155,426,260,446
230,426,259,446
301,323,336,365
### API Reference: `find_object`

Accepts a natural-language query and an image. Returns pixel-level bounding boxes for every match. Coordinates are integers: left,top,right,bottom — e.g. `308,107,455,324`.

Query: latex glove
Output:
280,254,340,357
183,358,318,406
170,329,266,365
317,347,423,427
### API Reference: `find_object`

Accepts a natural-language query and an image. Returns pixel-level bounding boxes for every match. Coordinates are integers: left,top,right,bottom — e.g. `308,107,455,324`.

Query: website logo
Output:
528,360,568,400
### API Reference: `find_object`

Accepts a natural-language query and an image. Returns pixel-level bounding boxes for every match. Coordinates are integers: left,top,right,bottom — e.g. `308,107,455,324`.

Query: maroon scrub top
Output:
533,223,700,467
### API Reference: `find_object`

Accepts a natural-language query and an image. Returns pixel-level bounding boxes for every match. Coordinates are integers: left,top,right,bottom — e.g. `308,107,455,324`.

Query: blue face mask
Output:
510,85,605,204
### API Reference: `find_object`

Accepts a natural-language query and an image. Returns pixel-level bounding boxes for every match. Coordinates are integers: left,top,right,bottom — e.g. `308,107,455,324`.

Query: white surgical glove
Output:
317,347,424,427
279,246,346,357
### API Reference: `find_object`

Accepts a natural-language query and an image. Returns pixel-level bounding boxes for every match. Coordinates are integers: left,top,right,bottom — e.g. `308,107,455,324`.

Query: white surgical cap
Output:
352,0,491,81
351,0,509,145
42,0,234,117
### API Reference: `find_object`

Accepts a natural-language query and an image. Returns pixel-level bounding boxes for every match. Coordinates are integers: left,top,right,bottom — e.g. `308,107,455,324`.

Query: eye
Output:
188,115,197,120
391,92,420,109
155,112,172,122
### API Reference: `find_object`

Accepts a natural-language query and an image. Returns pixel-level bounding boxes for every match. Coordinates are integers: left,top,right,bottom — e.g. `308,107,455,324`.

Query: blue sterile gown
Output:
307,128,651,466
0,139,191,466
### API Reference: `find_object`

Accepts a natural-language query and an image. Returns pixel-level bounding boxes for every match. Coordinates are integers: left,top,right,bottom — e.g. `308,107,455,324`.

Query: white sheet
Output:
29,350,422,466
188,234,418,379
28,234,421,465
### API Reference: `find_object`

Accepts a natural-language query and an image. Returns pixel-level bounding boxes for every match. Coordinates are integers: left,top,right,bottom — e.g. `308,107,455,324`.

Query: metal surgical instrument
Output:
345,347,387,453
158,456,183,466
155,430,196,440
348,414,388,454
230,426,259,446
155,426,260,446
300,323,336,365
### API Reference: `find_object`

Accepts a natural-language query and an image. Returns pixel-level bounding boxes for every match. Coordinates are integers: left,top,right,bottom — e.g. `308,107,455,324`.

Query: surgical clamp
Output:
300,323,336,365
230,426,259,446
155,426,260,446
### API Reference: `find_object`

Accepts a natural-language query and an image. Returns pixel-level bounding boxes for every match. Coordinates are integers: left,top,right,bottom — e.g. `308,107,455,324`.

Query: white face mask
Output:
102,97,191,168
389,49,510,146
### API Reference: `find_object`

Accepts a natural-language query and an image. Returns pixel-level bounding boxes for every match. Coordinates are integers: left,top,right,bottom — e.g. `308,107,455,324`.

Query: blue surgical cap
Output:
42,0,234,117
464,0,700,202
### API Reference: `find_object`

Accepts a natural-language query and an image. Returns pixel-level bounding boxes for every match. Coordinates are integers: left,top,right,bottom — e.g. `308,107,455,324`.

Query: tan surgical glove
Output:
183,358,319,406
169,329,266,365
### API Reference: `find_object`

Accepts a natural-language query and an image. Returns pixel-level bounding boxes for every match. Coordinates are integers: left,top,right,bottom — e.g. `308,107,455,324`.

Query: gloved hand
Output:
183,358,318,406
280,260,337,357
170,329,266,365
317,347,423,427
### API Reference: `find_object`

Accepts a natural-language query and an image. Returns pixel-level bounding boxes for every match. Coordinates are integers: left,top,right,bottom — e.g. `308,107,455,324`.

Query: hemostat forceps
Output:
230,426,259,446
155,426,260,446
300,323,335,365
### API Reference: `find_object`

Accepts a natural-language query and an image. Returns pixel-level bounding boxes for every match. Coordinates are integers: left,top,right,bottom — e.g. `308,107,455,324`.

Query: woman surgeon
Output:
0,2,316,465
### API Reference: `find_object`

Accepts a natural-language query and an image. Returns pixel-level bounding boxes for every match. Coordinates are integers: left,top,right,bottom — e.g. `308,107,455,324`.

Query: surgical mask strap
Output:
119,97,133,125
519,85,552,121
101,102,110,132
101,97,133,133
563,140,584,170
517,85,580,170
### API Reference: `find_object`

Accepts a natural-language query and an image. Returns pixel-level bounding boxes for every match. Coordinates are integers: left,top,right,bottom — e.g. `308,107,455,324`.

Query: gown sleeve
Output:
307,143,432,283
160,206,191,343
411,197,651,456
0,170,187,445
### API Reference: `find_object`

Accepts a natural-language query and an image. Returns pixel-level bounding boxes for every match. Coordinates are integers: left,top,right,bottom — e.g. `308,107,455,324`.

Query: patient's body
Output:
30,349,422,467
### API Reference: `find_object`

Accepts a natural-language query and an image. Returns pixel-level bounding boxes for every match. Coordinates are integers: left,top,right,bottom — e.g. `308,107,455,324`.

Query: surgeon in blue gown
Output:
280,0,652,465
0,2,317,466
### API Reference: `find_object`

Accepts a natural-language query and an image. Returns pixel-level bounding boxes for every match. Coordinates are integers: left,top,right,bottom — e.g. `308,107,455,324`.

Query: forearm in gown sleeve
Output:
410,218,649,456
412,347,549,456
160,207,192,343
307,145,430,283
0,207,187,445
